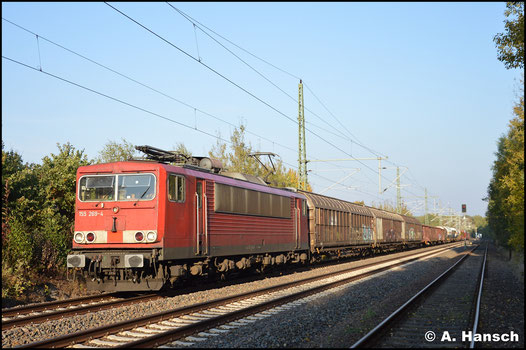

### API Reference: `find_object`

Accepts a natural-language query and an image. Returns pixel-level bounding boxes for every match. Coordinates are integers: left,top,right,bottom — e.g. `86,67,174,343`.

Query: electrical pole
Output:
298,80,307,190
396,167,401,213
424,188,428,225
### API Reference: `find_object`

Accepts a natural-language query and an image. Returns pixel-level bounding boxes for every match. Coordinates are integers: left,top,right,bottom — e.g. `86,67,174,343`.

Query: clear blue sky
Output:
2,2,521,218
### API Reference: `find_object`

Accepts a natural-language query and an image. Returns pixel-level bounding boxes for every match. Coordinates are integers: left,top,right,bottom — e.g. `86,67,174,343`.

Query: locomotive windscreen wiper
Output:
139,186,151,199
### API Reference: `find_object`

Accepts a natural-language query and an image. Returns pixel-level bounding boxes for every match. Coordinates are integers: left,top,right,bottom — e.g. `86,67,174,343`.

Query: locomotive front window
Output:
79,176,115,201
79,173,156,202
118,174,156,200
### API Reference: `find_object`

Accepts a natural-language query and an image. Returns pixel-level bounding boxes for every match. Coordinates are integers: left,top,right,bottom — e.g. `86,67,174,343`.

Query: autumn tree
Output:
494,2,524,69
471,215,487,229
96,138,137,163
485,80,524,251
172,142,192,159
209,124,311,190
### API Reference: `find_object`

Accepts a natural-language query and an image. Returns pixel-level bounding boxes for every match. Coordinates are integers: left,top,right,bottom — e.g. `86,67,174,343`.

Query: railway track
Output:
16,242,463,348
1,242,457,333
351,243,486,348
1,292,161,331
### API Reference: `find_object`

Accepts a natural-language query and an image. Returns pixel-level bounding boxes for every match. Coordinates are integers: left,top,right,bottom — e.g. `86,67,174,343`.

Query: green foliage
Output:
209,124,309,190
2,261,34,298
2,143,90,297
494,2,524,69
37,143,90,266
172,142,192,158
471,215,487,229
486,81,524,251
95,138,137,163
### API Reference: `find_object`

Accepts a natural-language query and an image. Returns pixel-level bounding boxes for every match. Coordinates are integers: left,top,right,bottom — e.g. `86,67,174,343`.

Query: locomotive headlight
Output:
134,231,144,242
146,231,157,242
112,206,119,214
74,232,85,244
86,232,96,243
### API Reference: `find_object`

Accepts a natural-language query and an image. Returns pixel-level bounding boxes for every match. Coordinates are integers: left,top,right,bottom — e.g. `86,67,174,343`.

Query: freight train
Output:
67,146,459,292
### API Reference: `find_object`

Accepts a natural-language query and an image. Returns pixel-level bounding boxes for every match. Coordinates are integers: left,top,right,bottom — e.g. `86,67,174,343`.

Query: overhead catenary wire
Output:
167,2,352,143
169,3,388,159
2,55,232,147
3,52,368,197
302,83,388,158
2,55,410,212
165,2,302,82
4,9,435,210
166,4,423,201
104,2,397,185
0,18,296,155
2,17,357,174
171,5,432,205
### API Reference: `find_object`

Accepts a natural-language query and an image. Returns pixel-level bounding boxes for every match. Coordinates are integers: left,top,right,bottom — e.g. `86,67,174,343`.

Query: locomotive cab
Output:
67,162,166,291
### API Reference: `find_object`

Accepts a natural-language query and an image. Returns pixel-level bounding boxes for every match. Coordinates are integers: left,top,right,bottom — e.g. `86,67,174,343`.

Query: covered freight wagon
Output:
301,191,376,252
367,207,404,244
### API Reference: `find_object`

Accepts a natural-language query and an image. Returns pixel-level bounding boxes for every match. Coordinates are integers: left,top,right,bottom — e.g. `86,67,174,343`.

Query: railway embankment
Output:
160,245,472,348
478,242,524,348
1,244,458,347
3,242,523,348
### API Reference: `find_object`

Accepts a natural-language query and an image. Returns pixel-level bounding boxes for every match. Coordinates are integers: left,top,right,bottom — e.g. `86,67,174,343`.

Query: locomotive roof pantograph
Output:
135,145,223,173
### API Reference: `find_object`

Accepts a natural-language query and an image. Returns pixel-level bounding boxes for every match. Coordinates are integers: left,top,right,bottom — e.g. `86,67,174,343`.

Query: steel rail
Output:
18,242,461,348
2,293,160,331
469,243,488,348
118,243,465,348
350,244,479,348
2,292,116,317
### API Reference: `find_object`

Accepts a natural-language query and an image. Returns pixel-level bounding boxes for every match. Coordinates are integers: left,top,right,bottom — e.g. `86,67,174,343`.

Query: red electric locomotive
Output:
67,146,453,292
67,146,309,291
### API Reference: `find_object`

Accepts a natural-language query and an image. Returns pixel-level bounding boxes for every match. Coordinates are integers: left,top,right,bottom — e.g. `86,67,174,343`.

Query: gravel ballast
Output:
165,244,472,348
477,242,524,348
1,243,466,348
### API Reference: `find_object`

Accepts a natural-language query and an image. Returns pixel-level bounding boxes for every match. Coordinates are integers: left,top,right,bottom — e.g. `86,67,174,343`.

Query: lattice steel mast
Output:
298,79,308,190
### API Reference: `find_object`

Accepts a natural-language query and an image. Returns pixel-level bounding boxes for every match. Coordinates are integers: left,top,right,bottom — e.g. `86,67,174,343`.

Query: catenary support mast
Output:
298,79,307,190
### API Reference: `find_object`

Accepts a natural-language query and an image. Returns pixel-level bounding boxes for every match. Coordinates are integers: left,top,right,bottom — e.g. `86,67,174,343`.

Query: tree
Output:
485,81,524,251
2,142,90,297
36,143,91,269
2,144,40,268
502,82,524,250
209,124,311,190
96,138,137,163
471,215,488,230
494,2,524,69
172,142,192,158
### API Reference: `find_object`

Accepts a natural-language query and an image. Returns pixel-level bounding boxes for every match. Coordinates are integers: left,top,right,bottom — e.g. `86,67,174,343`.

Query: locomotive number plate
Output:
79,211,104,217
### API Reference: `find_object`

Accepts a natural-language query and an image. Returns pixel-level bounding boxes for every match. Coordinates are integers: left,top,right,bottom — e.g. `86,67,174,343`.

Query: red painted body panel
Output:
73,161,308,256
74,162,163,249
